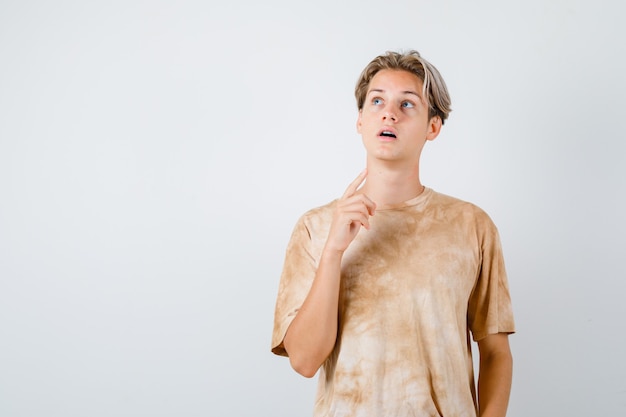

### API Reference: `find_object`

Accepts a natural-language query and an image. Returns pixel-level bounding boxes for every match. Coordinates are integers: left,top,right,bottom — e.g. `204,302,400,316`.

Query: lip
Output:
377,126,398,141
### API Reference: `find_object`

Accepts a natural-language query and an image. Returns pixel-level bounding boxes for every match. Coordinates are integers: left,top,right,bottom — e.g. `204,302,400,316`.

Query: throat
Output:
361,171,424,207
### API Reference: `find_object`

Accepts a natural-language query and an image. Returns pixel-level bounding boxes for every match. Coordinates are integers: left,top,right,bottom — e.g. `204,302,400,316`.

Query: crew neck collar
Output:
375,187,433,211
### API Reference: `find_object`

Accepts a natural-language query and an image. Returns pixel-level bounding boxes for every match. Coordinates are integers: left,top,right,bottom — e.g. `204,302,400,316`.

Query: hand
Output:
324,170,376,254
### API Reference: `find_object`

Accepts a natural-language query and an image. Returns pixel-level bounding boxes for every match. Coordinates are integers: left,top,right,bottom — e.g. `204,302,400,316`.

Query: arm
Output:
477,333,513,417
282,246,342,377
283,170,375,378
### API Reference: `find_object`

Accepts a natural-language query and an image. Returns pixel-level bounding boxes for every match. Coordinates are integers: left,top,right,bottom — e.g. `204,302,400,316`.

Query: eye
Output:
401,101,415,109
372,98,383,106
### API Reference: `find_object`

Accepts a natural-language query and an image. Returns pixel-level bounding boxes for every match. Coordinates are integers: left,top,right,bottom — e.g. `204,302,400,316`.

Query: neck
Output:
360,159,424,207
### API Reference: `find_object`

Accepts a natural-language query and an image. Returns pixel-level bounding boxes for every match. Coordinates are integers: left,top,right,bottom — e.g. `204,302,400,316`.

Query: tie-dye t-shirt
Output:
272,188,515,417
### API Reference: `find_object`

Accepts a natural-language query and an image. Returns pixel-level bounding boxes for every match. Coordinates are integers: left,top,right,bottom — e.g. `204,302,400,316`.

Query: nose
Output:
382,109,397,122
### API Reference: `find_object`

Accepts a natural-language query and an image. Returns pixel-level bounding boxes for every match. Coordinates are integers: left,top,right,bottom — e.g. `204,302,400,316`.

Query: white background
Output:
1,0,625,416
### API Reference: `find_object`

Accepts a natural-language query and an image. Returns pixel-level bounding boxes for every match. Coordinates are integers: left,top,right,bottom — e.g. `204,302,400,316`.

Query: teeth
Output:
380,131,396,137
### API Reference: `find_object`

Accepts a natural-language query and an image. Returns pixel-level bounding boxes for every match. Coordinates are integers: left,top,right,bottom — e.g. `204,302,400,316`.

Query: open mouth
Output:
378,130,397,139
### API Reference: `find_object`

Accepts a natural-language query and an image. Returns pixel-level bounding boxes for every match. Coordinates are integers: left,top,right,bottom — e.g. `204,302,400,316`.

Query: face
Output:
357,69,441,165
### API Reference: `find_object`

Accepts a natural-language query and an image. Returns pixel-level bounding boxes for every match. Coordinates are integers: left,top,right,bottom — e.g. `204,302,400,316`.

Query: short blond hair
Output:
355,50,452,124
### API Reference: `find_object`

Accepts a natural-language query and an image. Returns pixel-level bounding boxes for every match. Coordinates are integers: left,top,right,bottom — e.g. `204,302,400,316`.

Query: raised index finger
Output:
341,169,367,199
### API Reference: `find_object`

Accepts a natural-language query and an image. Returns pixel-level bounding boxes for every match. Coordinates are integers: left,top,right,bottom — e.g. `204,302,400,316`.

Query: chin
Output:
372,152,401,162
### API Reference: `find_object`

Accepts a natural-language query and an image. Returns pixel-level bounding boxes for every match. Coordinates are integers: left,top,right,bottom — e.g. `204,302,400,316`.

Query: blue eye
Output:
401,101,414,108
373,98,383,105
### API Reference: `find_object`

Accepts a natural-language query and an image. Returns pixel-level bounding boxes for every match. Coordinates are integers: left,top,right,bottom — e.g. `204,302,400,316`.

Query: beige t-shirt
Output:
272,188,515,417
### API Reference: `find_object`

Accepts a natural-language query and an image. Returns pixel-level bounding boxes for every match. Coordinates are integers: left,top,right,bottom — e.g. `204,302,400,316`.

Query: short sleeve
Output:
467,219,515,342
271,216,319,357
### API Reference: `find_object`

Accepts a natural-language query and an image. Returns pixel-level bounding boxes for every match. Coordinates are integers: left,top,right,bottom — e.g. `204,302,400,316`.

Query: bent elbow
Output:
289,356,321,378
283,334,330,378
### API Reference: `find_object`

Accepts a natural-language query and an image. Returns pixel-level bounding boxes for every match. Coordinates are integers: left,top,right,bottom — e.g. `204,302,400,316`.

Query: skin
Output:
283,69,512,417
477,333,513,417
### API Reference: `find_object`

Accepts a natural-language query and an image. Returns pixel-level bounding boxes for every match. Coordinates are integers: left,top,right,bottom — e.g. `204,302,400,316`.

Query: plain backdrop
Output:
1,0,625,416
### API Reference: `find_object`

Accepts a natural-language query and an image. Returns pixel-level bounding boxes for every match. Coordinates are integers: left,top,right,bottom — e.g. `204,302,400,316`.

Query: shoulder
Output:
428,189,497,230
287,199,338,242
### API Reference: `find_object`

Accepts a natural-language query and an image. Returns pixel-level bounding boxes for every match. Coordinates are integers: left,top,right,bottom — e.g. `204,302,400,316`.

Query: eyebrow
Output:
368,88,423,100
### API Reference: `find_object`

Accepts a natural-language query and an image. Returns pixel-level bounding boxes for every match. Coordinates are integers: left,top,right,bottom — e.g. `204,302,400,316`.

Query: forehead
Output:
367,69,423,95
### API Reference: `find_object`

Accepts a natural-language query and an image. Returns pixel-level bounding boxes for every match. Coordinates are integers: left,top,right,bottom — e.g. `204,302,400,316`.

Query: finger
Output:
360,195,377,215
342,201,375,226
339,194,377,215
341,169,368,199
356,213,371,230
340,212,371,231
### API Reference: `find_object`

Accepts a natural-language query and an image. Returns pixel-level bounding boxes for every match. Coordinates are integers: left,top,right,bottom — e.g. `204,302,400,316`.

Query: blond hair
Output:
355,50,452,124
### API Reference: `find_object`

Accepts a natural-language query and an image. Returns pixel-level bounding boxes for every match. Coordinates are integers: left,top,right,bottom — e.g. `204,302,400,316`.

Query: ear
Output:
426,116,442,141
356,109,363,134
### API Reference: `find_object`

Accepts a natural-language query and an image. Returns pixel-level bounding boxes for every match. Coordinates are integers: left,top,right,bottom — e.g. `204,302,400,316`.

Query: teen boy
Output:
272,50,515,417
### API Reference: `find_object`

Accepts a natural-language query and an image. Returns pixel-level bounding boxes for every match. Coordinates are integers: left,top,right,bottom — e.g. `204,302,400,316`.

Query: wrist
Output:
321,245,345,260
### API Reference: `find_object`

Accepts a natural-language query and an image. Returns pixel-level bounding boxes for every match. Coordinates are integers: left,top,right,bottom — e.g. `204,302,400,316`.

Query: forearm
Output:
283,248,343,377
477,347,513,417
283,170,375,377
